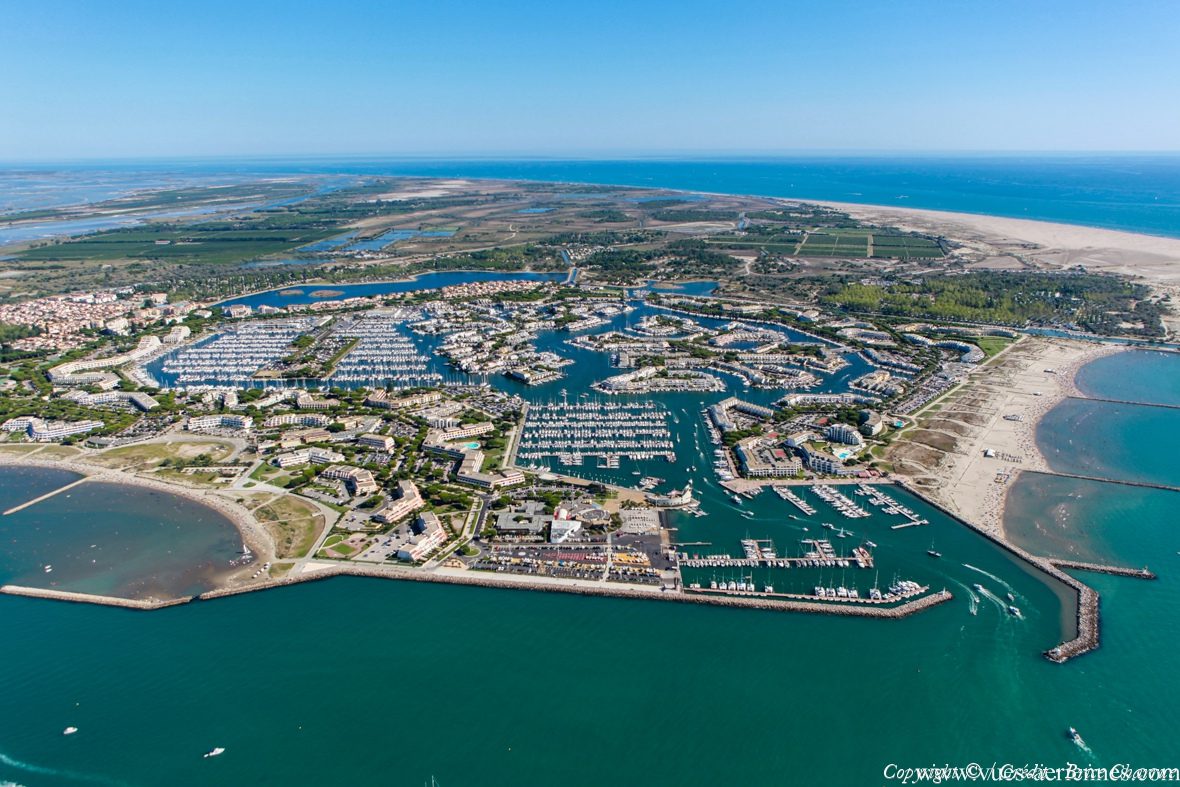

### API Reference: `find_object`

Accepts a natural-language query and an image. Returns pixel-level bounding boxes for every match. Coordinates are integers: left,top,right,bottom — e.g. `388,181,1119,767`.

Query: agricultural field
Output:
798,232,872,257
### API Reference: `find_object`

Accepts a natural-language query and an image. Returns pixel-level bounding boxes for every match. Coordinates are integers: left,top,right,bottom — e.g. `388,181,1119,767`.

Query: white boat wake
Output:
963,563,1018,597
0,750,126,785
949,580,979,615
1072,735,1095,758
973,585,1009,613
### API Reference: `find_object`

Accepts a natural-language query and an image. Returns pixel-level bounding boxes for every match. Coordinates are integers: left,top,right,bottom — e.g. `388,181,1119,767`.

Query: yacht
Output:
204,747,226,759
62,726,78,736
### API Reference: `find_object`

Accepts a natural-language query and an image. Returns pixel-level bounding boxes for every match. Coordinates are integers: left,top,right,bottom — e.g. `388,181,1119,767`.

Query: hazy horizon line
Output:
4,150,1180,168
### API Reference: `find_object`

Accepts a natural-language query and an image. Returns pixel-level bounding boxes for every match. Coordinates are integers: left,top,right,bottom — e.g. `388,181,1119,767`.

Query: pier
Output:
1048,559,1156,580
1025,469,1180,495
2,476,89,516
1068,395,1180,412
0,584,190,609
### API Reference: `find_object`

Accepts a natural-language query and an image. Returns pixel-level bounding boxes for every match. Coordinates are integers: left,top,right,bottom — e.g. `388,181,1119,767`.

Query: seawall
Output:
894,478,1100,663
3,565,953,621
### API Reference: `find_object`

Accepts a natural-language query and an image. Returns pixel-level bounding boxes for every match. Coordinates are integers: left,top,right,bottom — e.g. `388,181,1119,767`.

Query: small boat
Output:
1008,605,1022,618
865,540,877,548
62,726,78,736
1067,727,1084,746
203,747,226,759
44,565,53,573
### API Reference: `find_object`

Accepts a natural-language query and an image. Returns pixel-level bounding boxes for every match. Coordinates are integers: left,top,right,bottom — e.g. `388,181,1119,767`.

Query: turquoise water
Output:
5,347,1180,783
1076,350,1180,406
0,467,244,599
1037,399,1180,488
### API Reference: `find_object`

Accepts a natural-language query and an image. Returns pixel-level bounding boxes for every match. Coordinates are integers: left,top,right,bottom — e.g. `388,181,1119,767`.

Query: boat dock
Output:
774,486,816,515
812,484,869,518
684,582,930,606
517,399,676,465
857,483,929,528
681,539,873,570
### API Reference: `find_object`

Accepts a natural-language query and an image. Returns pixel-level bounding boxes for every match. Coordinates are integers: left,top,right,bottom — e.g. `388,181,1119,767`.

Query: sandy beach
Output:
887,336,1123,537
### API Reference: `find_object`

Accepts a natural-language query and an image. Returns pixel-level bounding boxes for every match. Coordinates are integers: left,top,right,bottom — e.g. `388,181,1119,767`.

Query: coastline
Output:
890,337,1122,539
0,455,275,568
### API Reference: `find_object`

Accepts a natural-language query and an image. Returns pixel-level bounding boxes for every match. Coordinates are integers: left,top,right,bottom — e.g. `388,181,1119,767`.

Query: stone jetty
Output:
894,479,1103,664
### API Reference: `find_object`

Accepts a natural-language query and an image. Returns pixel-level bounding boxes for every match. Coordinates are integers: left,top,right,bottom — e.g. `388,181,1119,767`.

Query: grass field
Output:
974,335,1014,358
92,440,235,470
254,494,326,559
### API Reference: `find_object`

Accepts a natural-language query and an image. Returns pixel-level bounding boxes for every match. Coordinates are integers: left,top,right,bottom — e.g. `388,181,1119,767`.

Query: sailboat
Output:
927,538,942,558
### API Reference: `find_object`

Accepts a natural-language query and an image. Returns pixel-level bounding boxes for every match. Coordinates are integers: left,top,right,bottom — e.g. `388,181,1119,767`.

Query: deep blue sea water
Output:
6,155,1180,238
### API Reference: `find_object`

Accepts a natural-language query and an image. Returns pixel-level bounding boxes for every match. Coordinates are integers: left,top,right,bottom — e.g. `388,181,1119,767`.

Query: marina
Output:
516,398,675,466
811,484,869,518
326,311,440,386
160,318,322,385
774,486,816,515
679,536,875,570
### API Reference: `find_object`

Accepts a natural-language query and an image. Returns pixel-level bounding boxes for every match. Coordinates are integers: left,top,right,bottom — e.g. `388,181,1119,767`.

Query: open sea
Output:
4,155,1180,238
3,160,1180,784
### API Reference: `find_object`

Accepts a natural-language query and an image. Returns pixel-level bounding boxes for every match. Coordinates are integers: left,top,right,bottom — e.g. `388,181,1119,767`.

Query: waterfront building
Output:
734,436,803,477
439,422,493,441
646,481,694,507
3,416,104,442
48,335,162,386
61,390,160,412
397,512,447,561
797,445,855,476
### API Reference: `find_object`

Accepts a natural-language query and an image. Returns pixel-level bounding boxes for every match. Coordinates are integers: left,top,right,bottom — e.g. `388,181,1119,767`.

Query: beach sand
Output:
886,337,1122,538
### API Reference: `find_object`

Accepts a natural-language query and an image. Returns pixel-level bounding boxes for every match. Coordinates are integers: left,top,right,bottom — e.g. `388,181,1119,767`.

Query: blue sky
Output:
2,0,1178,160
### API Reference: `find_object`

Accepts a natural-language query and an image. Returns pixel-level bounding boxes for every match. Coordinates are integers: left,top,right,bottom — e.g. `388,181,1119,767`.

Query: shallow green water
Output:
0,467,243,599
